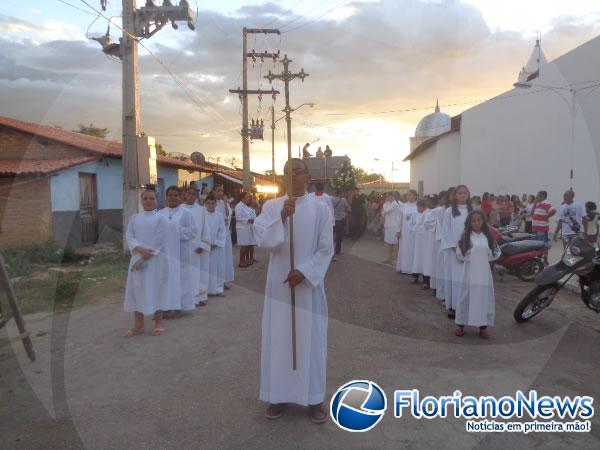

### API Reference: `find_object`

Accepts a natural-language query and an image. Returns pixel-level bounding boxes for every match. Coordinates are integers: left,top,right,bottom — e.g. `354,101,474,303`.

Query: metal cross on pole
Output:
265,55,309,371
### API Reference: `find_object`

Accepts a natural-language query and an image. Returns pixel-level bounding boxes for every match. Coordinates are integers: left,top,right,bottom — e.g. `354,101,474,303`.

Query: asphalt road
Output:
1,237,600,449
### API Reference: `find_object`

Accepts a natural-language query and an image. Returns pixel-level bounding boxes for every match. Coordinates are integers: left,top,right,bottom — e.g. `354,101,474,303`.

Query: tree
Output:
354,167,386,184
332,161,358,192
74,123,109,138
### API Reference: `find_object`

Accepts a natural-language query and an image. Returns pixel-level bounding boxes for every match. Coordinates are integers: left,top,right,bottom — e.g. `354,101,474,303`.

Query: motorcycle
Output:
513,218,600,322
490,226,548,282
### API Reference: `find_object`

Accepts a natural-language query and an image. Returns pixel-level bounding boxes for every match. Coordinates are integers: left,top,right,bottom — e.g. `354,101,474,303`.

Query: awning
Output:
215,172,243,185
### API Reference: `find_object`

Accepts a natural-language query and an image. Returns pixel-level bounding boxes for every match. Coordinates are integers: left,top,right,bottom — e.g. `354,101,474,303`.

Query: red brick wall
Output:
0,177,53,248
0,127,88,159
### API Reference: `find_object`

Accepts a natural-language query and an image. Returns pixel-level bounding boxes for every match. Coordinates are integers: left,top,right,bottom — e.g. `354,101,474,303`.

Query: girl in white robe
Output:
214,186,235,284
434,190,451,303
411,201,426,283
182,188,212,306
396,190,418,274
205,196,227,296
455,211,502,339
422,196,438,290
124,190,169,336
159,186,198,315
441,185,472,318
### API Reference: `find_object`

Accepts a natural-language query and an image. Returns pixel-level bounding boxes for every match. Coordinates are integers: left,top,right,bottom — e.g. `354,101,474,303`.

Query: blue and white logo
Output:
330,380,387,432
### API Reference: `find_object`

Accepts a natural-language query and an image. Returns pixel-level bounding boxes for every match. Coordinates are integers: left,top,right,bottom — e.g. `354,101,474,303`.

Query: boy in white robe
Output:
396,190,418,274
411,200,426,283
455,211,501,339
124,189,170,337
159,186,198,317
205,195,227,296
254,158,333,424
182,188,212,306
214,185,235,285
382,193,401,264
422,196,438,290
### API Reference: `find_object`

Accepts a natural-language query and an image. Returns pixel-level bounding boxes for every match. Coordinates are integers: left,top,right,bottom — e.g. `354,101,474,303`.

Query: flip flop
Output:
309,405,328,424
151,326,166,336
123,328,144,338
455,326,465,337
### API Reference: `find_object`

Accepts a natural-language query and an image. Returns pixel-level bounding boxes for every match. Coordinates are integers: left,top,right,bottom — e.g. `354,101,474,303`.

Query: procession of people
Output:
122,165,599,424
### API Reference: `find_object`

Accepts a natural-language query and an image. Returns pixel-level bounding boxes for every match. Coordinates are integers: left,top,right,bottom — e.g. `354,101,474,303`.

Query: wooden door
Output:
79,173,98,244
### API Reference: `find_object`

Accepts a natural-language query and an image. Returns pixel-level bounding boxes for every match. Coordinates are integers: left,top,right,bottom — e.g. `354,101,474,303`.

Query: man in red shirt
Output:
531,190,556,264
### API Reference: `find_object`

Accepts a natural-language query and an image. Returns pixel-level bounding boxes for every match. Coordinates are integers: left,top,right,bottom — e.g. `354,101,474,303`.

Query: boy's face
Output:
205,200,216,212
166,190,180,208
407,192,417,203
185,190,197,205
417,204,425,213
141,192,157,211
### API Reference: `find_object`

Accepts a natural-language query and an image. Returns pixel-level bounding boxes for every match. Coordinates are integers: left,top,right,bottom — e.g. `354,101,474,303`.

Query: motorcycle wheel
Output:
516,259,545,282
513,283,559,322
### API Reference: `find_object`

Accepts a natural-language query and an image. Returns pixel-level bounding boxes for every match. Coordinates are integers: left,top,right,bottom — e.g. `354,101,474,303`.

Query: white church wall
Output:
460,35,600,209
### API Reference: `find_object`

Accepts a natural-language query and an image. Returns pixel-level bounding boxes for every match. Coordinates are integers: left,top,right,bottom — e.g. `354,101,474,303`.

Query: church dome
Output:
414,100,451,138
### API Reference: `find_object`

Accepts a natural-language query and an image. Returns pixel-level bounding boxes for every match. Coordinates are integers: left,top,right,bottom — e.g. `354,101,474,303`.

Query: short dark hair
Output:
166,185,181,196
205,194,216,202
315,183,324,191
538,190,548,200
283,158,309,174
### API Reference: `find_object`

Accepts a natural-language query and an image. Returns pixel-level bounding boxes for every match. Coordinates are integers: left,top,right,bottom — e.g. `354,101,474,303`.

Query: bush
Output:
3,241,83,277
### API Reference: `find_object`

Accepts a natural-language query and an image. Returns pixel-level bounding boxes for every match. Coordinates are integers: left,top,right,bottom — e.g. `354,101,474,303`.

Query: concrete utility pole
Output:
229,27,280,191
264,54,309,370
271,105,275,184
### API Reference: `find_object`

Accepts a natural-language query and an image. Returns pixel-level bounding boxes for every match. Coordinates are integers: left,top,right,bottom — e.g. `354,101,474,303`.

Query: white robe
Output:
205,210,227,295
254,194,333,406
182,204,212,302
432,206,446,296
441,205,469,310
456,232,501,326
124,211,170,315
235,202,257,246
159,206,197,311
382,201,401,245
396,201,417,273
217,200,235,282
411,211,425,275
422,208,436,277
308,192,335,227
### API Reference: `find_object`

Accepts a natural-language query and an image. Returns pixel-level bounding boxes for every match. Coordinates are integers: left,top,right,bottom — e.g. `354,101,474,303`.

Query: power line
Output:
56,0,98,16
281,0,350,34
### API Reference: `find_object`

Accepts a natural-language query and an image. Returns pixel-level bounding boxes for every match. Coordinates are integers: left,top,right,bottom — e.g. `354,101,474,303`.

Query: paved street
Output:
2,237,600,449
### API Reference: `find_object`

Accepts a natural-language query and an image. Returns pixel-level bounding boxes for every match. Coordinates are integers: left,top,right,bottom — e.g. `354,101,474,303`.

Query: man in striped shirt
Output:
532,190,556,264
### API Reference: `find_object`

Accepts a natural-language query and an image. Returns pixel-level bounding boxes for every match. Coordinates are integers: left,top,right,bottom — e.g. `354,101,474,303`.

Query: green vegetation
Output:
0,244,129,316
73,123,109,138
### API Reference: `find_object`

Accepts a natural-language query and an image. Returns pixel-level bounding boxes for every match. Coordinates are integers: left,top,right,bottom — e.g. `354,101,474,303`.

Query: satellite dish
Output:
191,152,206,164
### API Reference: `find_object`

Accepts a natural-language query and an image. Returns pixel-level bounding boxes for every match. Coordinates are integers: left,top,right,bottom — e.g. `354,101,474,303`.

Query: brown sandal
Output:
265,403,285,420
309,404,328,424
455,326,465,337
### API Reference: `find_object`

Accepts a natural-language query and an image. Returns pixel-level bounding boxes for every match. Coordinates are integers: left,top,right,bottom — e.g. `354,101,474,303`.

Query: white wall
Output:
460,36,600,208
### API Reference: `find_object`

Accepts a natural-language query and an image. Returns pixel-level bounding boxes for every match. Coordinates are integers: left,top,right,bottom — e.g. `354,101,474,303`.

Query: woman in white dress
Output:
441,185,472,319
396,190,418,274
411,200,426,284
214,184,235,285
455,211,502,339
235,192,257,268
124,190,169,337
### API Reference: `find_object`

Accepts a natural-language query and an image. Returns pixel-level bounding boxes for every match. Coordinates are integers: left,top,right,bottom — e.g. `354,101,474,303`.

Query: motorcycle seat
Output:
502,240,547,256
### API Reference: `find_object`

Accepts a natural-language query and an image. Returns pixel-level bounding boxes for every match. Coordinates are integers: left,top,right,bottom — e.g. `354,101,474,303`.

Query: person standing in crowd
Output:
159,186,198,318
182,187,212,306
532,190,556,265
480,192,493,222
382,192,401,264
524,194,536,233
331,189,350,257
351,190,367,239
397,190,418,275
235,191,257,268
554,190,585,248
499,195,513,227
308,183,335,230
490,194,500,227
432,190,449,300
583,201,599,245
471,195,482,212
442,185,472,319
455,210,501,339
253,158,333,424
422,195,437,290
411,199,426,284
214,184,235,287
205,194,227,297
123,189,169,337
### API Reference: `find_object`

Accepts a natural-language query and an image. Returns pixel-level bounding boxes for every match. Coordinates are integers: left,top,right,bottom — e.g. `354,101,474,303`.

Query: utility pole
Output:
264,54,309,371
91,1,194,248
229,28,280,191
271,105,275,184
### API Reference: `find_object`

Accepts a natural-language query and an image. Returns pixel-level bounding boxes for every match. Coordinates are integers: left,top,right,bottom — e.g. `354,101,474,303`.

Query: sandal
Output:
151,326,166,336
265,403,285,420
123,327,144,338
455,326,465,337
309,404,328,424
479,328,490,339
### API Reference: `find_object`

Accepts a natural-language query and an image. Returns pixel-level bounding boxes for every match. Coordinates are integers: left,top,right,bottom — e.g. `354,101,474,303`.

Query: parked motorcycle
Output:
490,226,548,282
513,218,600,322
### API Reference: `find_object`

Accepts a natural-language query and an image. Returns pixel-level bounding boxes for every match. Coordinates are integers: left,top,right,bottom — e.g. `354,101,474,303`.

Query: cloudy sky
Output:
2,0,600,181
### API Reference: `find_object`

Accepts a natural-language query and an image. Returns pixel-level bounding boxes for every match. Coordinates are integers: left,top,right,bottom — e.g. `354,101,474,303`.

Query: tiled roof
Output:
0,157,97,175
0,115,215,172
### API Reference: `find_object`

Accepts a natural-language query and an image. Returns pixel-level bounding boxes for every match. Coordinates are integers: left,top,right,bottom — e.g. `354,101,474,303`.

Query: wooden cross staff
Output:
286,157,297,371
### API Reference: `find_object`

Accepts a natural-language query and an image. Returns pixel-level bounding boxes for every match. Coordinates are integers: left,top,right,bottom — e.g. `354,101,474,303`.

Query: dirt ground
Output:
1,237,600,449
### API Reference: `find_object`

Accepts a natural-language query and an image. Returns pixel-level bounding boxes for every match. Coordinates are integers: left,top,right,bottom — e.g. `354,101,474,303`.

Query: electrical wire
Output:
281,0,349,34
56,0,98,16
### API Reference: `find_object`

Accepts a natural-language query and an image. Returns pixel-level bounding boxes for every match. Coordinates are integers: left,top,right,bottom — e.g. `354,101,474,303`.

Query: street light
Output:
271,102,315,182
374,158,400,191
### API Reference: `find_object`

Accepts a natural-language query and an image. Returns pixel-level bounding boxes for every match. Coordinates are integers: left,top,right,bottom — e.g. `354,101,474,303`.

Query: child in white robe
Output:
455,211,501,339
124,190,169,337
422,195,438,290
205,195,227,296
434,189,452,303
182,188,212,306
411,200,426,283
159,186,197,316
396,190,418,274
214,185,235,285
441,185,472,319
382,193,401,264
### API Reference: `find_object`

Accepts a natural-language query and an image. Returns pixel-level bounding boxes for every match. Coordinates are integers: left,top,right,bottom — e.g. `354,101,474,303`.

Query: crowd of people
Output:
377,186,599,339
123,183,265,337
